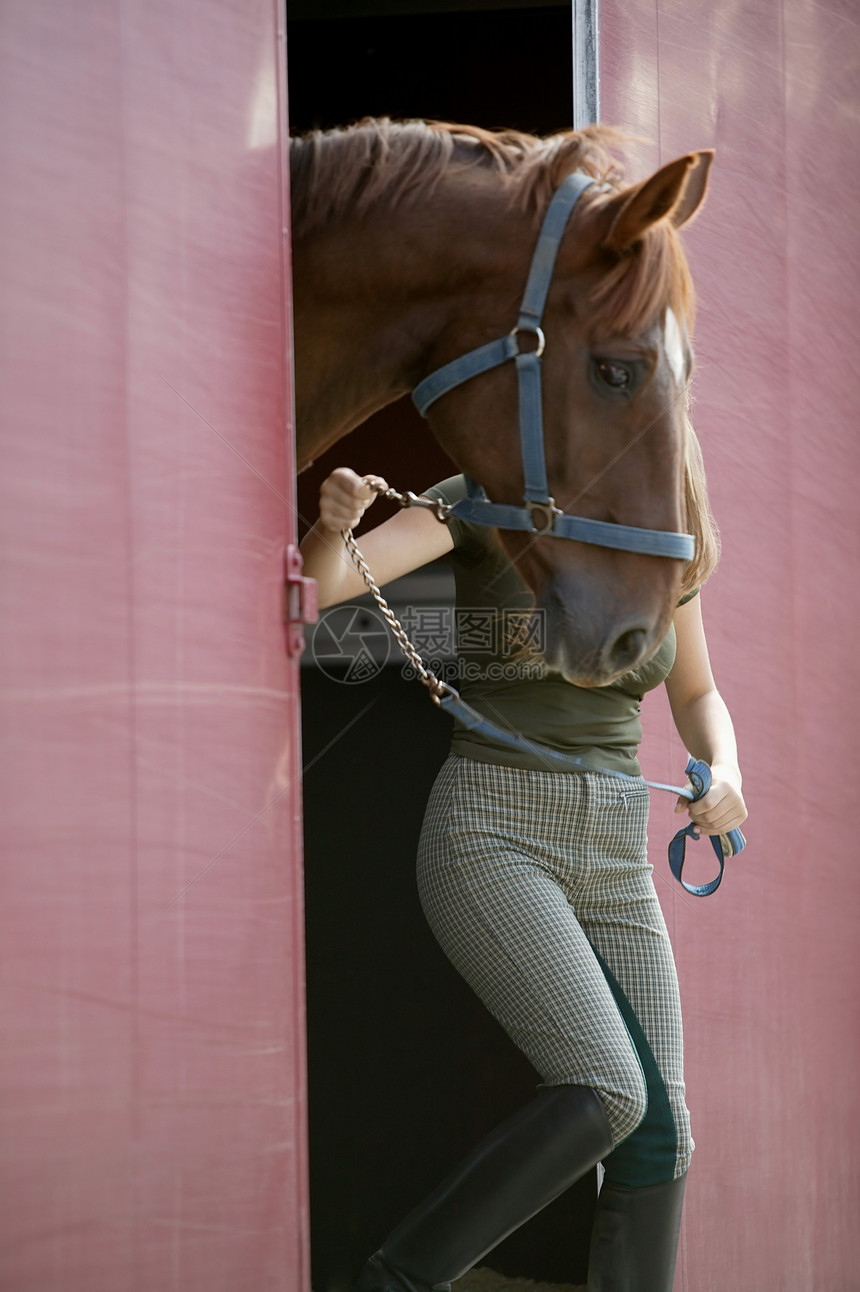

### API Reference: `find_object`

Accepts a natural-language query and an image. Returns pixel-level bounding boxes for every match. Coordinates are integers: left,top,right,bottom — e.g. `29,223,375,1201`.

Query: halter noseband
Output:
411,172,695,563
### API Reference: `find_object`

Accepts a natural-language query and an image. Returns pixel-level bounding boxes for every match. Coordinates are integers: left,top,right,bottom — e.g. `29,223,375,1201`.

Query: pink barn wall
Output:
0,2,309,1289
602,2,860,1288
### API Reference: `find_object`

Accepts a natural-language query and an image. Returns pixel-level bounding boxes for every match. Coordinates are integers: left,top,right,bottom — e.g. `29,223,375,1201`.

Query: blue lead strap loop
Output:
668,757,746,897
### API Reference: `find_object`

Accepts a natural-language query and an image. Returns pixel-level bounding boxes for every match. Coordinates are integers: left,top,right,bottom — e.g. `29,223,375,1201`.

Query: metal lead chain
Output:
363,477,453,523
338,476,457,703
341,526,451,703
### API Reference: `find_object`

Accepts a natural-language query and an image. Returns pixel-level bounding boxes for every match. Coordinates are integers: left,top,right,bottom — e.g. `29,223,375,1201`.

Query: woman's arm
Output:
299,467,455,610
665,594,748,836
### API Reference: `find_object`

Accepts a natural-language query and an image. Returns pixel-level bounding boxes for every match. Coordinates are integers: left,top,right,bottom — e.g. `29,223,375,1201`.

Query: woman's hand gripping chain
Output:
317,467,388,536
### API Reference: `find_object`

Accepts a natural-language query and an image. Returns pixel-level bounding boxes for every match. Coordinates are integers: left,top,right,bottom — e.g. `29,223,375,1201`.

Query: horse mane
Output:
290,118,694,336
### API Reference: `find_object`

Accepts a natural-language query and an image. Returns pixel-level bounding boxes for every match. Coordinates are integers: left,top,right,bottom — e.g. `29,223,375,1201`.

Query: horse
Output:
290,119,713,687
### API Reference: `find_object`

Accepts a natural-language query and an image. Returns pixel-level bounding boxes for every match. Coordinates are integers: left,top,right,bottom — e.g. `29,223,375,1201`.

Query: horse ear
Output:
668,150,714,229
601,150,714,253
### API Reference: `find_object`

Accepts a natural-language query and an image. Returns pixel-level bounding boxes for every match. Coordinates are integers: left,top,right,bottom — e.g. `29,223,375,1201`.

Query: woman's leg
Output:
354,758,653,1290
356,1084,611,1292
585,1175,687,1292
416,758,653,1143
570,774,693,1290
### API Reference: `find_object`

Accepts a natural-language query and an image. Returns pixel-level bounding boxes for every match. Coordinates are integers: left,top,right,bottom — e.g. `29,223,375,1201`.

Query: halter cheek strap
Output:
412,172,695,564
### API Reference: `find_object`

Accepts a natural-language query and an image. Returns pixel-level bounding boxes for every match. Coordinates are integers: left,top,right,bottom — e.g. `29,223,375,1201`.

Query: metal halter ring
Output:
510,324,546,357
529,499,560,534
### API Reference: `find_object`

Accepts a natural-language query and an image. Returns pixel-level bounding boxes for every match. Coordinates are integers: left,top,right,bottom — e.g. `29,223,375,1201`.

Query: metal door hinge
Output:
283,543,318,658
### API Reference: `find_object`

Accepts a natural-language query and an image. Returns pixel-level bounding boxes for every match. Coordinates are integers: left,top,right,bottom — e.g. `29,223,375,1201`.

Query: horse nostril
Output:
608,627,648,672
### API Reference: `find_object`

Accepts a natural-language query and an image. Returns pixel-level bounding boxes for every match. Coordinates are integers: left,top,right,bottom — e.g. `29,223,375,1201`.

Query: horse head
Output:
421,145,713,687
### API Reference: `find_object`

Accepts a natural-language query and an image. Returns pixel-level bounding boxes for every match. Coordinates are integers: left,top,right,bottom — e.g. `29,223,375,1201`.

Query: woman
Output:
300,434,746,1292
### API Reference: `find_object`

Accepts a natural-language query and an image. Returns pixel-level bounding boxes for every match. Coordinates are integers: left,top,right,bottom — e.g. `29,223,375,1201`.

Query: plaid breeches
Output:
416,755,693,1183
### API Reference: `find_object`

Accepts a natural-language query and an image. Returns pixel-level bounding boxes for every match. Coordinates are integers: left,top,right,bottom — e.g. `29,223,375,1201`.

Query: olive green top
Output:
424,476,697,776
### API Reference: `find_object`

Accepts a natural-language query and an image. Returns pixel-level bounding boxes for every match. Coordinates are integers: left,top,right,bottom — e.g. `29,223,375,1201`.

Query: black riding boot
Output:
586,1172,687,1292
354,1084,613,1292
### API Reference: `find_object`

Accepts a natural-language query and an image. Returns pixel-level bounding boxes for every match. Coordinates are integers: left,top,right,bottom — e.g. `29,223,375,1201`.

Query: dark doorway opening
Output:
291,6,596,1286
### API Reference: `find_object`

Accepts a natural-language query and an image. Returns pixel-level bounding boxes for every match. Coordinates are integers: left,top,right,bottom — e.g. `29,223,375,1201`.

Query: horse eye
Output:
596,360,630,390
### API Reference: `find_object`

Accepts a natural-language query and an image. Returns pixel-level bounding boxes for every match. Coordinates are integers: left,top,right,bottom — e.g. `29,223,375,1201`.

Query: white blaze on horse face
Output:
664,308,688,388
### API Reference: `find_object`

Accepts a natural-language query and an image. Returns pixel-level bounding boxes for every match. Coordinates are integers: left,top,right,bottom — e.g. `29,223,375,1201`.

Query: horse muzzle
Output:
539,578,672,687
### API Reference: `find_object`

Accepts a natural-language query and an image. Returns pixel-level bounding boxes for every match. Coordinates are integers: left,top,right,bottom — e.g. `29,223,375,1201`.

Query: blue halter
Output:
412,172,695,562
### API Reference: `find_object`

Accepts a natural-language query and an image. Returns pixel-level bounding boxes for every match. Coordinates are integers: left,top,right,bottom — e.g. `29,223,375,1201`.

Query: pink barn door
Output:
0,2,309,1289
601,2,860,1289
